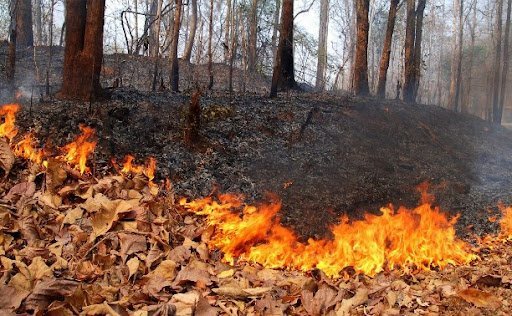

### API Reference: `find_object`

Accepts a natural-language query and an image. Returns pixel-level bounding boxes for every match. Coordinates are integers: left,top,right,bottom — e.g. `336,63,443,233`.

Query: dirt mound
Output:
12,91,512,239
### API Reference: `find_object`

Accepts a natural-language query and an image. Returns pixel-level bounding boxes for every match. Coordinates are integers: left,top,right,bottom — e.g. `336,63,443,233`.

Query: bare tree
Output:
315,0,329,91
169,0,183,92
491,0,504,123
59,0,106,101
448,0,463,111
16,0,33,48
6,0,17,93
34,0,43,46
270,0,295,97
403,0,426,103
376,0,399,98
207,0,214,89
497,0,512,123
353,0,370,96
183,0,198,62
248,0,259,73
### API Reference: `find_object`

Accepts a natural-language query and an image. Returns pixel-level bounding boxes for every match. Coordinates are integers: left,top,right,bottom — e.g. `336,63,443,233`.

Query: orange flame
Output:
14,133,44,164
181,192,477,277
0,104,20,141
60,125,96,174
499,206,512,239
120,155,157,182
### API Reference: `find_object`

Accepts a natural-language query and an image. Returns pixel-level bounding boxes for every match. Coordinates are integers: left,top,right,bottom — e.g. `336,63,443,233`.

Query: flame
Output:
120,155,157,182
60,125,96,174
14,133,44,164
499,206,512,239
0,104,20,141
181,192,477,277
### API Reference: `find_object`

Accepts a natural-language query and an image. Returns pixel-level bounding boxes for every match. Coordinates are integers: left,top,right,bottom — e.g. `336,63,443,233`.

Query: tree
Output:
376,0,399,98
353,0,370,96
270,0,295,97
448,0,463,111
491,0,504,123
411,0,426,100
183,0,197,63
496,0,512,123
6,0,17,92
315,0,329,91
59,0,106,101
15,0,33,48
169,0,183,92
34,0,43,46
403,0,426,103
207,0,214,89
248,0,259,73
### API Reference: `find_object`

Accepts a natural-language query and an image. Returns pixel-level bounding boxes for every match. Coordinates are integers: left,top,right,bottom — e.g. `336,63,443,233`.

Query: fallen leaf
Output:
24,279,78,311
336,288,369,316
80,302,121,316
127,257,140,279
174,260,212,286
28,256,53,281
118,233,147,263
0,139,14,174
0,285,30,311
475,275,502,288
45,159,67,193
457,288,501,309
4,182,36,201
62,207,84,226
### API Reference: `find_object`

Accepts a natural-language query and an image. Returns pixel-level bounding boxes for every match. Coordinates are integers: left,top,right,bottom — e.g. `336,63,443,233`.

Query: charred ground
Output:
9,88,512,240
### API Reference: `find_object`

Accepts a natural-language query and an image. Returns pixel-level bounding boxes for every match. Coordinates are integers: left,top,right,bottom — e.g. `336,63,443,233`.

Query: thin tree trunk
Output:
353,0,370,96
228,0,239,93
271,0,281,63
403,0,416,103
315,0,329,91
463,0,477,114
497,0,512,124
269,0,295,97
492,0,504,123
169,0,182,92
16,0,33,48
248,0,258,73
412,0,426,102
134,0,139,51
224,0,232,63
151,0,163,91
6,0,17,93
207,0,214,89
376,0,399,98
59,0,106,101
183,0,197,62
35,0,42,46
448,0,464,111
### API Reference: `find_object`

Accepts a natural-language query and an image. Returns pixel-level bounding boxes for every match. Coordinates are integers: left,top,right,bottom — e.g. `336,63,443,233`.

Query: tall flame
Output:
60,125,96,175
499,206,512,239
181,192,477,277
14,133,44,164
120,155,157,182
0,104,20,141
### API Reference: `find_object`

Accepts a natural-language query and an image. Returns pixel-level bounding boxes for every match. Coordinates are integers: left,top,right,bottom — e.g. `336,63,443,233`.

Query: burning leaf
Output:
0,104,20,140
60,125,96,175
14,133,45,165
457,288,501,309
499,206,512,239
0,139,14,174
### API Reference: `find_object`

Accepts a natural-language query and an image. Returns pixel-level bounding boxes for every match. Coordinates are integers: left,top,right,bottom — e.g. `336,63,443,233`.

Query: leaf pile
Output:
1,158,512,315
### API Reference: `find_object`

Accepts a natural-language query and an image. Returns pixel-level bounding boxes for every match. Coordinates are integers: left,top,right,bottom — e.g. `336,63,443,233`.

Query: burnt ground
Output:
2,46,512,240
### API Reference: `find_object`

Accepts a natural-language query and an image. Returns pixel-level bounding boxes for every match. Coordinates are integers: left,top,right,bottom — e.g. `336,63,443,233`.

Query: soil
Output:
3,47,512,240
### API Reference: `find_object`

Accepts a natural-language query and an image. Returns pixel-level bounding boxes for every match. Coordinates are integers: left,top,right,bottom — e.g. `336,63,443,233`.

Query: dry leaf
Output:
302,283,339,315
0,139,14,174
0,285,30,311
457,288,501,309
4,182,36,201
127,257,140,279
28,256,53,281
144,260,177,295
80,302,121,316
118,233,147,263
24,279,78,310
62,207,84,226
336,288,369,316
45,159,67,193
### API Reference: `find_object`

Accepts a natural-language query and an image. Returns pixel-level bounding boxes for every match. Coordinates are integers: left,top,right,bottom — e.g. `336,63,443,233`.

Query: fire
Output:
499,206,512,239
181,192,477,277
120,155,157,182
60,125,96,175
14,133,44,165
0,104,20,141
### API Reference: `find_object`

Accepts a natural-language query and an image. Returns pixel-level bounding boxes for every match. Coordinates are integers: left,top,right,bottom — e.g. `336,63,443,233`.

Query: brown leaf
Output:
457,288,501,309
174,260,212,286
24,279,79,311
144,260,177,295
127,257,140,279
302,283,339,316
118,233,147,263
80,302,121,316
475,275,502,288
0,284,30,311
336,288,368,316
0,139,14,175
75,261,103,281
45,159,67,193
195,295,221,316
4,182,36,202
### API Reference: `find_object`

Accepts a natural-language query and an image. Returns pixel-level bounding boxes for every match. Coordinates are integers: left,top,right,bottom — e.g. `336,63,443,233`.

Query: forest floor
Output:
1,47,512,314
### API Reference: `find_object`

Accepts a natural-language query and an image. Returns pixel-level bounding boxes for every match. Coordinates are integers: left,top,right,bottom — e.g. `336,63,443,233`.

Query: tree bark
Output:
15,0,33,48
492,0,504,123
183,0,197,62
6,0,17,92
315,0,329,91
151,0,163,91
248,0,258,73
34,0,42,46
462,0,477,114
207,0,214,89
148,0,159,57
270,0,295,97
271,0,281,63
353,0,370,96
169,0,182,92
403,0,416,103
224,0,232,63
497,0,512,124
411,0,426,101
448,0,464,111
376,0,399,98
59,0,106,101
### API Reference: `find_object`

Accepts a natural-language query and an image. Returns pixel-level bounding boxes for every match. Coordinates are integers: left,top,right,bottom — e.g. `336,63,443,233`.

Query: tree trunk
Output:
169,0,182,92
15,0,33,48
411,0,426,102
148,0,159,57
34,0,42,46
270,0,295,97
497,0,512,124
228,1,239,93
248,0,258,73
492,0,504,123
224,0,232,63
207,0,214,89
271,0,281,63
315,0,329,91
59,0,106,101
151,0,163,91
403,0,416,102
183,0,197,63
462,0,477,114
376,0,399,98
6,0,17,92
353,0,370,96
448,0,464,111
